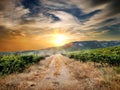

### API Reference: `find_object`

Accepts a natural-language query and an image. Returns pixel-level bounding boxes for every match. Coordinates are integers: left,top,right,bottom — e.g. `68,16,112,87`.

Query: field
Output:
67,46,120,66
0,46,120,90
0,55,45,76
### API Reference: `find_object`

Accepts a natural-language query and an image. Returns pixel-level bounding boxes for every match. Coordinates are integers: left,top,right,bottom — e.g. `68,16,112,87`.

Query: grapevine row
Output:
0,55,45,76
67,46,120,66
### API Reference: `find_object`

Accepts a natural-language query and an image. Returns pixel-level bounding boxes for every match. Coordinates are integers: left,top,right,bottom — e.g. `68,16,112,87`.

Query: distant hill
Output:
64,40,120,51
0,41,120,56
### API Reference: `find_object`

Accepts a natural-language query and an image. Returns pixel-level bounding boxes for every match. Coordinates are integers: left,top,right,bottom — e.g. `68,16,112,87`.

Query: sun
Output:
52,34,66,46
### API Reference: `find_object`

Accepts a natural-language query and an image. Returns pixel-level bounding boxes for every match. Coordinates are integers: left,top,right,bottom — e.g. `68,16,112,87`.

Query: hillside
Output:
64,40,120,51
67,46,120,66
0,41,120,56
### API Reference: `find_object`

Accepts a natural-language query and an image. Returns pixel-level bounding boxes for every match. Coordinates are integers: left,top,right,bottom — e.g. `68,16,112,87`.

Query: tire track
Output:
38,54,79,90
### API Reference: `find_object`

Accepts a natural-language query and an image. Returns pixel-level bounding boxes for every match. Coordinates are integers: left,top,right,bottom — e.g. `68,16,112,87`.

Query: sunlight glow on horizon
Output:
47,29,80,47
52,34,67,46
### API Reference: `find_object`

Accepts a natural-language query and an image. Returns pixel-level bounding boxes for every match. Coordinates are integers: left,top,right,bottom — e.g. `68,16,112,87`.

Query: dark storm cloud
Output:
106,0,120,15
0,25,12,38
78,0,120,35
0,0,120,42
0,25,27,39
88,0,110,7
99,23,120,34
20,0,43,15
88,0,120,18
102,18,116,24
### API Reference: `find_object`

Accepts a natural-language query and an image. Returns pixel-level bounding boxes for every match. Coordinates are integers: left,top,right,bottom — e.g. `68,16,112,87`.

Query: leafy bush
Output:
67,46,120,66
0,55,45,76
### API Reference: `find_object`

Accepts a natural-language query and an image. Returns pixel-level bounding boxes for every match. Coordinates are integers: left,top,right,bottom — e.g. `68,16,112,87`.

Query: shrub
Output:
66,46,120,66
0,55,45,76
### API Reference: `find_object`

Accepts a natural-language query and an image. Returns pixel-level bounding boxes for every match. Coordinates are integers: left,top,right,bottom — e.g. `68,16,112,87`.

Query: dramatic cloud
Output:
0,0,120,51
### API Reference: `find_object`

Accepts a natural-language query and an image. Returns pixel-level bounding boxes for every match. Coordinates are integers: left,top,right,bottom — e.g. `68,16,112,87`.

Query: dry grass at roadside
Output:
0,57,52,90
64,57,120,90
0,55,120,90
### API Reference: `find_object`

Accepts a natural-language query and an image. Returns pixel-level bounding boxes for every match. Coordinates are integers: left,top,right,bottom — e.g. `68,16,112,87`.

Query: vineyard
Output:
0,55,45,76
0,49,120,89
67,46,120,66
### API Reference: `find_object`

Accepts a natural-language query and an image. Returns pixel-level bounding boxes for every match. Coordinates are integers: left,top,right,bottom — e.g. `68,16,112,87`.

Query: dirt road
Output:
0,54,106,90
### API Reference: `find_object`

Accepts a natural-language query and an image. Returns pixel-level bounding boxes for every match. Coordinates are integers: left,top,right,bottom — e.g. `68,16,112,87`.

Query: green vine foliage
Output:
67,46,120,66
0,55,45,76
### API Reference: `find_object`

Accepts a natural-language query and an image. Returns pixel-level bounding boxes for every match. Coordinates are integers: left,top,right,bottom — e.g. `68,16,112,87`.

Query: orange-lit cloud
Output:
0,0,120,51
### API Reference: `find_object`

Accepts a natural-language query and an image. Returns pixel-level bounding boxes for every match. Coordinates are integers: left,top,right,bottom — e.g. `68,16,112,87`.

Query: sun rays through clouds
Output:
0,0,120,51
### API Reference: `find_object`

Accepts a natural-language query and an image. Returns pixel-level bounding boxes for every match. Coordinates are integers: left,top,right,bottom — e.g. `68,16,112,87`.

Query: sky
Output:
0,0,120,51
